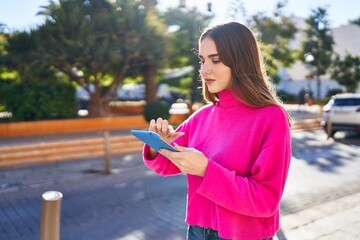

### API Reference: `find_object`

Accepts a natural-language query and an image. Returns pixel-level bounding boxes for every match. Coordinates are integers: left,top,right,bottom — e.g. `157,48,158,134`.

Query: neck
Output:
217,90,244,108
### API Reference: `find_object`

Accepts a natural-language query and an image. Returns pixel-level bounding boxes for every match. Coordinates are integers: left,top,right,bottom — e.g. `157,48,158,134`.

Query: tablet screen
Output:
130,130,178,152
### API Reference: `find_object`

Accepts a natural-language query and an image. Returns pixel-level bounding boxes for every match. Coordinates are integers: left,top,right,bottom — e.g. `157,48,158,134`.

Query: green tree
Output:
2,31,58,83
31,0,167,117
300,7,334,98
248,1,298,83
0,29,15,80
1,30,77,121
331,52,360,92
162,7,213,101
131,7,169,104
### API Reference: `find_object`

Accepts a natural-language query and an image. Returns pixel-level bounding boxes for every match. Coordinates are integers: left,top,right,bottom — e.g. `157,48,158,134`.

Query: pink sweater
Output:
143,90,291,240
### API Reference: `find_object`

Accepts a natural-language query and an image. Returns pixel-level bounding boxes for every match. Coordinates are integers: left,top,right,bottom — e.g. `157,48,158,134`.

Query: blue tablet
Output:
130,130,178,152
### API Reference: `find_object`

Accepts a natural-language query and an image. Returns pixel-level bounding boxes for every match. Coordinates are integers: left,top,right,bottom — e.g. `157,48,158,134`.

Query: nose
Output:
200,63,211,76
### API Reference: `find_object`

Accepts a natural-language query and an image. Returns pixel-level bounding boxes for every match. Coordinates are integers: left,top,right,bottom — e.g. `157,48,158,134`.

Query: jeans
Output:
186,225,273,240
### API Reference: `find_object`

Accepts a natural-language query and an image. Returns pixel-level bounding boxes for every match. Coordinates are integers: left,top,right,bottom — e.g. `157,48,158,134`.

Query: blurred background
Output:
0,1,359,240
0,0,359,120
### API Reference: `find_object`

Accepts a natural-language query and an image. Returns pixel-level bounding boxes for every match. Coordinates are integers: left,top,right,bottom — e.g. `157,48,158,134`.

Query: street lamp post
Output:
304,53,314,96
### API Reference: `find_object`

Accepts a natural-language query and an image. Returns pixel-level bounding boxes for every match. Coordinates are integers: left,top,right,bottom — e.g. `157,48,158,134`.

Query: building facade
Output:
277,21,360,98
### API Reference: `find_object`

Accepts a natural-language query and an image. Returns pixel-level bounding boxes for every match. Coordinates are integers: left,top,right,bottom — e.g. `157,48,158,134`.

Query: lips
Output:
204,78,215,84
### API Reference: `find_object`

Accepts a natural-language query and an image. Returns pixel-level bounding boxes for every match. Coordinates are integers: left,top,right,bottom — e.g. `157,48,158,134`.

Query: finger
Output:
171,132,185,139
166,125,175,138
162,119,169,133
159,149,171,159
149,119,156,131
161,152,182,169
174,143,189,152
168,125,175,133
156,118,163,132
160,148,179,157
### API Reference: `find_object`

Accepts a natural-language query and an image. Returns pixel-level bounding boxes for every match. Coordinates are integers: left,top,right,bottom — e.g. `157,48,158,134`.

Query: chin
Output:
208,89,219,94
208,87,225,94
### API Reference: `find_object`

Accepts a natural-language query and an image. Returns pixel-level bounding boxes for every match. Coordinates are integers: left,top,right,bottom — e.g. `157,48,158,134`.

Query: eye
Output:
212,60,221,64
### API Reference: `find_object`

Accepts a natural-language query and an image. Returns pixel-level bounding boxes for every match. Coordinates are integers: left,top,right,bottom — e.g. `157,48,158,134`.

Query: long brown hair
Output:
199,22,292,125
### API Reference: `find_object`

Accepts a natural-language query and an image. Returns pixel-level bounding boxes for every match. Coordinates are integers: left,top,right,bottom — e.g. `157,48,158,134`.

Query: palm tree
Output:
301,7,334,98
34,0,167,116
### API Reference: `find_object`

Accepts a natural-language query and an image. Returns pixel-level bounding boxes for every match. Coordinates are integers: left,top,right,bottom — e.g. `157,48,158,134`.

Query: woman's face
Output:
199,37,232,94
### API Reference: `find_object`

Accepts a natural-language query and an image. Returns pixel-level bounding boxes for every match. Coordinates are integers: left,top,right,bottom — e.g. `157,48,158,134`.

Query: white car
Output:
321,93,360,137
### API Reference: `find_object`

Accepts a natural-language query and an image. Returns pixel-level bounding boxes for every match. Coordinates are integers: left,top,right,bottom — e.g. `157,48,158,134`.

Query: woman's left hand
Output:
159,144,209,177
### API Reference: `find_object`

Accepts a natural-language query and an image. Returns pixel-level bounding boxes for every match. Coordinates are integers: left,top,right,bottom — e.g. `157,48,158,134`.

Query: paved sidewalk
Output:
0,153,188,240
281,192,360,240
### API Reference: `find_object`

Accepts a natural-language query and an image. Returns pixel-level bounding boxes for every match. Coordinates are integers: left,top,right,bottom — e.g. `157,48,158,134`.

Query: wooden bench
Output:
0,134,143,169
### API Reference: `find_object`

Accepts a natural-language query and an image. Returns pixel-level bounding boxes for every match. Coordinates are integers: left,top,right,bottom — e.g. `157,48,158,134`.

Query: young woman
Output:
142,22,292,240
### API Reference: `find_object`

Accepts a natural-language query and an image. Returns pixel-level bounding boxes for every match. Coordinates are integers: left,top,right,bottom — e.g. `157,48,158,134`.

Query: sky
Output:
0,0,359,32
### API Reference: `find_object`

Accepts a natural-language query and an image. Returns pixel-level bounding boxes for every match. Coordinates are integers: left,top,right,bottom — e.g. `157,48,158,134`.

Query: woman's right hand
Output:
149,118,184,145
147,118,184,159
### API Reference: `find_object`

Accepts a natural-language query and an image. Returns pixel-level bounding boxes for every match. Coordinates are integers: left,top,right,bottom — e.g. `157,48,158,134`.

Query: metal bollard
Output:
40,191,63,240
326,114,332,139
103,130,112,174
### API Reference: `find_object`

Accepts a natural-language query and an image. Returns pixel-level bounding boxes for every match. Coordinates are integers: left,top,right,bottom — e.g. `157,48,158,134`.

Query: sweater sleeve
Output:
197,139,291,218
142,123,188,176
143,144,182,176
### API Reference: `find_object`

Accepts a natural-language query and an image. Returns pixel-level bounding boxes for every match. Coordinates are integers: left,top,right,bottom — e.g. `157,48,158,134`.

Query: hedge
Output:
2,82,77,121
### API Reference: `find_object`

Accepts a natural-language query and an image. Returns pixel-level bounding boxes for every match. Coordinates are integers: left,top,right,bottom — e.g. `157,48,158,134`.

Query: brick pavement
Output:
281,191,360,240
279,130,360,240
0,153,188,240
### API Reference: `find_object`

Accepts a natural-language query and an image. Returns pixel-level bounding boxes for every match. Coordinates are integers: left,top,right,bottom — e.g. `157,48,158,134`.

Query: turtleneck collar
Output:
216,90,245,109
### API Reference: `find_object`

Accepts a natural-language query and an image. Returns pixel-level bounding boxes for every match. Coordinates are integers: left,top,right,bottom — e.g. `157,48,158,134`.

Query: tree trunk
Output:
88,94,109,117
144,64,158,103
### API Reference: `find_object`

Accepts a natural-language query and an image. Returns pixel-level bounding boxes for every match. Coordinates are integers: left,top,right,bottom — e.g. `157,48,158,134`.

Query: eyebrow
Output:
198,53,219,58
